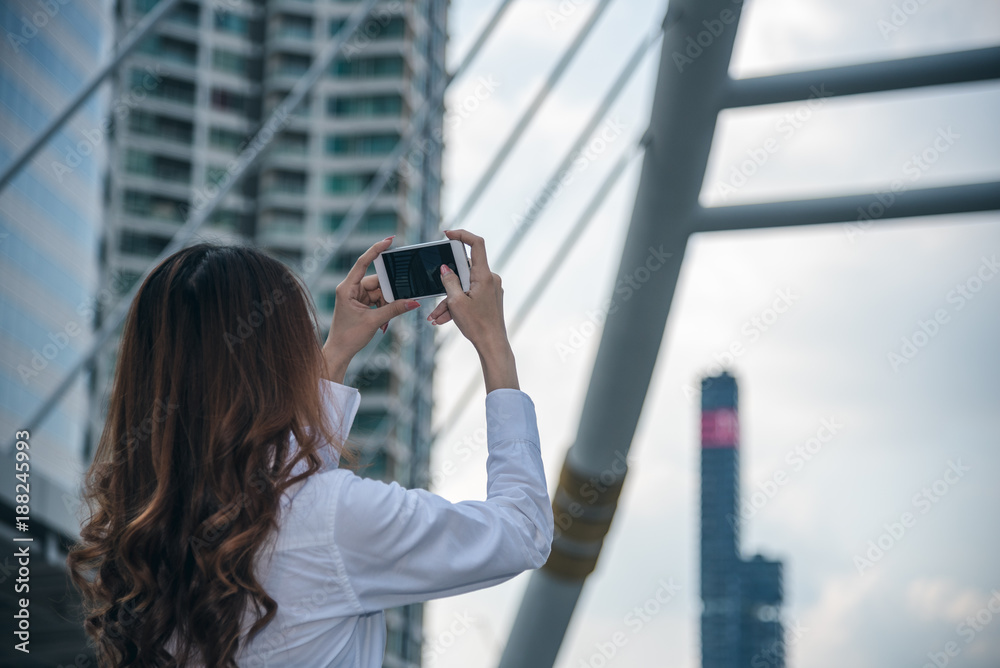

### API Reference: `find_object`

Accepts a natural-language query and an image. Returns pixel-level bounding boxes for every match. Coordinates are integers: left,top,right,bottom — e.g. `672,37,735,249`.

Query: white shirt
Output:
235,380,553,667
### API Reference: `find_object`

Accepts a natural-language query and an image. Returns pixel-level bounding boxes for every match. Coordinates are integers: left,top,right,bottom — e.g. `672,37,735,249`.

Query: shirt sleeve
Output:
330,388,554,614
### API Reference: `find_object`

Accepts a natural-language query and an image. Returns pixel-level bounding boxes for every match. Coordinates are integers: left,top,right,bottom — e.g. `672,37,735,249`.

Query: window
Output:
266,170,307,194
123,190,187,222
209,127,247,153
211,88,253,114
325,211,397,234
124,150,191,183
329,16,404,40
214,10,250,36
325,173,369,195
274,132,308,154
212,48,249,75
325,173,398,197
331,56,404,79
128,111,193,143
360,449,389,481
274,53,311,76
137,35,198,66
360,367,391,392
129,71,195,105
114,271,142,293
260,208,305,234
276,14,313,39
326,133,398,156
205,165,230,185
134,0,200,26
119,230,171,257
208,209,247,231
326,94,403,118
352,410,386,435
269,92,310,117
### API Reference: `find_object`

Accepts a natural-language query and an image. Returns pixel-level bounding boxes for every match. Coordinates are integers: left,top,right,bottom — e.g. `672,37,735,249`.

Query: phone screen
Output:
381,242,461,299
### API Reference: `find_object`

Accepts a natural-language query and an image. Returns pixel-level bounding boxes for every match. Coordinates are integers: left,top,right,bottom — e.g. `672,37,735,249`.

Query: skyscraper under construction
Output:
700,371,785,668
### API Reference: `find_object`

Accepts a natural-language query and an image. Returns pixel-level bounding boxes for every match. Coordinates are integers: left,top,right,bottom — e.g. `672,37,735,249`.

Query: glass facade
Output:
0,0,109,534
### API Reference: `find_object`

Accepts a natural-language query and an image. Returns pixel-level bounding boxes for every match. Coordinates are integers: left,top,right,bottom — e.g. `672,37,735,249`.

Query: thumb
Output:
440,264,464,300
372,298,420,328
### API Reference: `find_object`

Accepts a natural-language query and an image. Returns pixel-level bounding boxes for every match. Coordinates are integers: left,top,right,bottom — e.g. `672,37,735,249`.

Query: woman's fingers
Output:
432,310,453,325
443,229,489,281
427,298,451,325
427,298,448,320
344,236,394,288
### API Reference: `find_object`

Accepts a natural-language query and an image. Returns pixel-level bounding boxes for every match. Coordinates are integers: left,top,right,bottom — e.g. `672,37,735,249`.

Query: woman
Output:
68,228,553,667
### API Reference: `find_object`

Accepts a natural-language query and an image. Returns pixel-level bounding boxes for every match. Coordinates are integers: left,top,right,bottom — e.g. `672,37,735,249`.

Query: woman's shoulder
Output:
273,468,356,551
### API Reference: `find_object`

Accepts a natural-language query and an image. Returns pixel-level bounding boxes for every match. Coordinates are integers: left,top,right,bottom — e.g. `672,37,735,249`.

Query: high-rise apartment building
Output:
96,1,446,665
700,371,785,668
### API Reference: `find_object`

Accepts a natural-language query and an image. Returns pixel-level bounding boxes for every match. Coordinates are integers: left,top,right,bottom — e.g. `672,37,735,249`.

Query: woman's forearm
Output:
322,345,351,384
477,336,519,393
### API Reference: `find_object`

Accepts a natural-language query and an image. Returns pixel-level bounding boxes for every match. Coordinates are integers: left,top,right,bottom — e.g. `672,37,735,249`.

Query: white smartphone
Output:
373,238,471,302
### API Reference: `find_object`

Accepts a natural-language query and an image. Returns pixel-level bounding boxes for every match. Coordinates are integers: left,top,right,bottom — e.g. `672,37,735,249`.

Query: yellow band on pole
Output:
542,457,627,581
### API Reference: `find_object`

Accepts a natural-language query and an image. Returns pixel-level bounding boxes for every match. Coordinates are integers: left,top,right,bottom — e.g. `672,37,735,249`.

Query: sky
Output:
426,1,1000,667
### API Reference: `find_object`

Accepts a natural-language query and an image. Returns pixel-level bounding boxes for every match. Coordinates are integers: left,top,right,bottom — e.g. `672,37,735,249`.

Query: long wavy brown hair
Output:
68,243,348,667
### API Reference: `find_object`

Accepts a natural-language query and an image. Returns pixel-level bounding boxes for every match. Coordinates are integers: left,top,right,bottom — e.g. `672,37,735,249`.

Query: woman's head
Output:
69,243,343,666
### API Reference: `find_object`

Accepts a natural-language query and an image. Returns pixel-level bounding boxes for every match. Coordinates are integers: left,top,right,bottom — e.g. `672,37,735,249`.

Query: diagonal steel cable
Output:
302,0,520,295
344,26,661,389
434,25,662,353
0,0,184,192
443,0,618,232
491,24,663,273
11,0,385,450
10,0,520,451
431,141,643,444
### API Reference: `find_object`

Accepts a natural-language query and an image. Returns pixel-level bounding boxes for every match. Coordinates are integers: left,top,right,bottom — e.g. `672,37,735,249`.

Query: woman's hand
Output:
322,236,420,383
427,229,519,392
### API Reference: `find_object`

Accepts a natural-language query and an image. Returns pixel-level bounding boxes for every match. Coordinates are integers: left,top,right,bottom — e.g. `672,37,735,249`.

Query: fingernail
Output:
406,300,420,310
429,319,437,325
383,235,395,242
440,264,452,275
380,322,388,334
